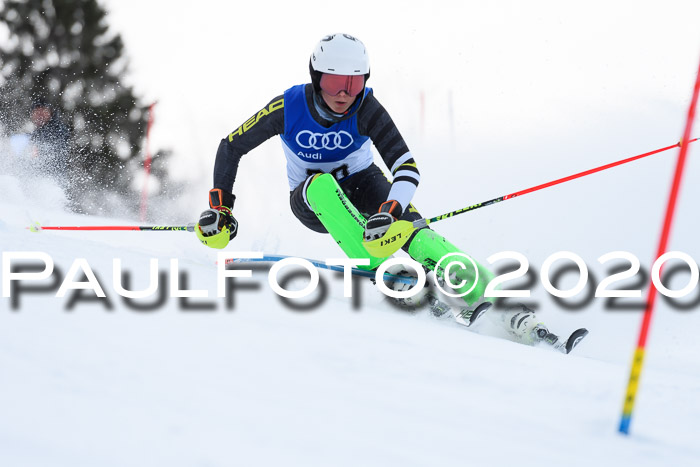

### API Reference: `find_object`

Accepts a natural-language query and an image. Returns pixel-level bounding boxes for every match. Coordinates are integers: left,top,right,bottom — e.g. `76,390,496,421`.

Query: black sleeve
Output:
213,95,285,191
357,91,420,210
357,90,411,171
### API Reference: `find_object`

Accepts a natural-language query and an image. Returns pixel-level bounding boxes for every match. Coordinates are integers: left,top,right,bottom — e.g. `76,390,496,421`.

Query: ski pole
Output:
28,222,196,232
224,254,417,285
364,138,699,257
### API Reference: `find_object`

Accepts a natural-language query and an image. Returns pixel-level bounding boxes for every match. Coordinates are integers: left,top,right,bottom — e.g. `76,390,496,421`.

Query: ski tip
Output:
565,328,589,354
28,222,43,232
469,302,493,326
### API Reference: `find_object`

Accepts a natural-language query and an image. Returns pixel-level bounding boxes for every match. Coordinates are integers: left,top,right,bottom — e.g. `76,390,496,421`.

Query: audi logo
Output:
296,130,354,150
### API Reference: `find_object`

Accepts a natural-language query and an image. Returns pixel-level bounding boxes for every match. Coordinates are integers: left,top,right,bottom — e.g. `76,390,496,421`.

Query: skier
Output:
195,33,585,352
29,98,71,177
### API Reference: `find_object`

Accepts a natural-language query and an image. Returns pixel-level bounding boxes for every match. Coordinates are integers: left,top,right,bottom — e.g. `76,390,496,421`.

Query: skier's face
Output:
320,89,356,114
319,72,363,114
31,107,51,127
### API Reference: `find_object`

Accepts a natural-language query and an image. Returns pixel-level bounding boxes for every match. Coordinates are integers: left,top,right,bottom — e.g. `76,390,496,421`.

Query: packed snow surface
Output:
1,154,699,467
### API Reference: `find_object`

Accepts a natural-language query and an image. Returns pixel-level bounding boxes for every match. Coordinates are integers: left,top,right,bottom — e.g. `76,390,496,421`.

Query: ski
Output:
227,254,490,329
459,301,493,327
564,328,589,354
538,328,589,354
224,255,578,349
425,294,491,328
224,254,417,285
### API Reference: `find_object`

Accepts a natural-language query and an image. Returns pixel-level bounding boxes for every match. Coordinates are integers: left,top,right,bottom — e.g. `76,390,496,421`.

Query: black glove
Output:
363,200,402,242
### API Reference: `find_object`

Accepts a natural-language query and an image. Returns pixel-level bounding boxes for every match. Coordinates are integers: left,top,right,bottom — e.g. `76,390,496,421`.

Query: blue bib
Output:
281,85,370,163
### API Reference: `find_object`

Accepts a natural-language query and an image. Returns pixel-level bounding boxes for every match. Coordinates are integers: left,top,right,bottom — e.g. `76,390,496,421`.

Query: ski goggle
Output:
319,73,365,97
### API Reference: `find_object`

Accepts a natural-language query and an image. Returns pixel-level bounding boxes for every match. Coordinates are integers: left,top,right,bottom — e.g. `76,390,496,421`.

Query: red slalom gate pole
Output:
139,102,157,221
619,55,700,435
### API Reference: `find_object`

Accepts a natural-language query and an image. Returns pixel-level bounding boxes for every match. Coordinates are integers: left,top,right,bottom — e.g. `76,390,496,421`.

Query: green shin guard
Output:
407,229,494,307
305,174,387,270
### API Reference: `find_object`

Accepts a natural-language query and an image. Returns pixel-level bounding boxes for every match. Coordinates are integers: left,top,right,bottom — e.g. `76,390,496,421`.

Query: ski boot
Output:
501,304,548,345
383,265,490,328
496,304,589,353
381,264,430,308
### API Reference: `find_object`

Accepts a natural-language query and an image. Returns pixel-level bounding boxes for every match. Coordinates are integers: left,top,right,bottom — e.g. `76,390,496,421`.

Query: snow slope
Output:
1,158,700,467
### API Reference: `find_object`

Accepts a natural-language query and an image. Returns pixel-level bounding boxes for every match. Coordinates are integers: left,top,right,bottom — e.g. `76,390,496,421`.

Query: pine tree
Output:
0,0,154,213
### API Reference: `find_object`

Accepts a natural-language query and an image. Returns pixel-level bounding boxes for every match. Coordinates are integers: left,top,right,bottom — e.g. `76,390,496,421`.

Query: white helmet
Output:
310,33,369,75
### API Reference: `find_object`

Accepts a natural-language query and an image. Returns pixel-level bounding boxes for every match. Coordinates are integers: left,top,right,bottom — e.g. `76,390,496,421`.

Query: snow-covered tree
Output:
0,0,157,212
